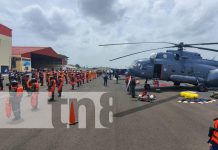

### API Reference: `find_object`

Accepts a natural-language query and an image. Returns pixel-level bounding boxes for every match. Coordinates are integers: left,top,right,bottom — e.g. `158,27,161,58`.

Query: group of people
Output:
102,71,119,86
1,69,98,121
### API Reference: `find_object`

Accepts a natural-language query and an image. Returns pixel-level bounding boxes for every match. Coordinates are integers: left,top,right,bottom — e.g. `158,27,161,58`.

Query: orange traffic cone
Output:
69,102,78,125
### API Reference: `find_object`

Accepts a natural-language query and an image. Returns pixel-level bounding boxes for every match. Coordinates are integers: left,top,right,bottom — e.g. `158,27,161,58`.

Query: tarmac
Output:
0,76,217,150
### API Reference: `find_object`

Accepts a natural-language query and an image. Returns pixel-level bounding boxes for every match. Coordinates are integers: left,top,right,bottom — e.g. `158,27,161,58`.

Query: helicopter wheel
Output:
174,82,180,86
198,84,207,92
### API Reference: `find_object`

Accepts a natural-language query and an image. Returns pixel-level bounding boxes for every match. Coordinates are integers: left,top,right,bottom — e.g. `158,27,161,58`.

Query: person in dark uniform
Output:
39,71,44,86
129,76,136,98
103,72,108,86
115,72,119,84
0,73,4,91
9,80,23,120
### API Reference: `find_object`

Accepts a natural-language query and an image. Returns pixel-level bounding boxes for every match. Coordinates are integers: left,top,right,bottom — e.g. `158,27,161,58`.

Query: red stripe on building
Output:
0,24,12,37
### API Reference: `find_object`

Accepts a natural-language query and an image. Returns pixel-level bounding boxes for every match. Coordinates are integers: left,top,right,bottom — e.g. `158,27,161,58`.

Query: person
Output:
208,118,218,150
86,71,89,83
0,73,4,91
76,73,80,87
9,80,23,120
30,78,39,110
48,76,56,101
81,71,85,84
57,75,64,97
115,72,119,84
109,71,112,80
129,76,136,98
70,73,76,90
103,72,108,86
26,76,32,96
64,71,68,84
39,70,44,86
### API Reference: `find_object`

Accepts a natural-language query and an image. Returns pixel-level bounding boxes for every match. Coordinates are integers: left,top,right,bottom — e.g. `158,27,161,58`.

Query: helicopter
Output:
99,42,218,92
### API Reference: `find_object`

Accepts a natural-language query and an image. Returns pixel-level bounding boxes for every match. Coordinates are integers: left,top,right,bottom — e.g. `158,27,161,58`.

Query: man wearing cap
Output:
9,79,23,120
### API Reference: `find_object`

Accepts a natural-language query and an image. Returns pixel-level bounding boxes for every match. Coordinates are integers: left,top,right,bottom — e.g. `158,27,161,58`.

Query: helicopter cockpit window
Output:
174,54,180,60
150,53,157,60
163,54,167,59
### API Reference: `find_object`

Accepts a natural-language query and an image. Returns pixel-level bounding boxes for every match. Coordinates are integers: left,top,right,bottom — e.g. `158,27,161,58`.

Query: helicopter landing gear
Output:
174,82,180,86
197,84,207,92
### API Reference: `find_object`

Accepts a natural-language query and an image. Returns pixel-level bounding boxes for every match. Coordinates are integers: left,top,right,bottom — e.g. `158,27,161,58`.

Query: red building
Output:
12,46,65,70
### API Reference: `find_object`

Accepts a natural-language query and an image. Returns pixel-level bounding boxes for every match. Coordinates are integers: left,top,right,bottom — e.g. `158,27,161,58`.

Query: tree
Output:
75,64,80,68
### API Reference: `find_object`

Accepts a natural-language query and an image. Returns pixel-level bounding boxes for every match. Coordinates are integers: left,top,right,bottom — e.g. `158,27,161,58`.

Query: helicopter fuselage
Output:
128,50,218,88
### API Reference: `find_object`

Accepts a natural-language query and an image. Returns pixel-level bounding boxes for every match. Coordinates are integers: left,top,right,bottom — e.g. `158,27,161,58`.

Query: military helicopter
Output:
99,42,218,91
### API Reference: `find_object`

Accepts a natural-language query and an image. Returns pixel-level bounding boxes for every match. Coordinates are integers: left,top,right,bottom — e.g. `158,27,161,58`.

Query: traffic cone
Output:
69,102,78,125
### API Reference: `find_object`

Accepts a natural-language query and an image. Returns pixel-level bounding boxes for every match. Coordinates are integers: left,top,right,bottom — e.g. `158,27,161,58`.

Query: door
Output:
153,64,162,79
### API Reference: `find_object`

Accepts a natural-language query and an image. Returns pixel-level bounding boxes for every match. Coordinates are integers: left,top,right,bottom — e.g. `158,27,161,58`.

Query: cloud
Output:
21,5,72,41
79,0,125,24
1,0,218,68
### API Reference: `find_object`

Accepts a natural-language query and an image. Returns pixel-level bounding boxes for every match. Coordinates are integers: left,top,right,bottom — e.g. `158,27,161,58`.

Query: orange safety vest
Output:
17,86,24,96
27,79,32,89
58,78,64,92
211,120,218,144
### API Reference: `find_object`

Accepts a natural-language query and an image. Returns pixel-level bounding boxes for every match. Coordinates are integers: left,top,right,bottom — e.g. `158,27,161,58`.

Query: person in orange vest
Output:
64,70,68,84
30,78,39,110
48,76,56,101
0,73,4,91
76,72,80,87
208,118,218,150
9,79,23,120
86,71,89,83
57,75,64,97
46,71,50,86
26,77,32,96
81,71,85,84
70,73,76,90
53,71,58,85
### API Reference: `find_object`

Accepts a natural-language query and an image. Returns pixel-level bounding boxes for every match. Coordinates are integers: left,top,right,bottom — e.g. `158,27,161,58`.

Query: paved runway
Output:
0,77,217,150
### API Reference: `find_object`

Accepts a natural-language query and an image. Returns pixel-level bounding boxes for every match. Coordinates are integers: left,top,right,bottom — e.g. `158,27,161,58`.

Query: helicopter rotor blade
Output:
187,45,218,52
109,46,177,61
99,42,177,47
187,42,218,46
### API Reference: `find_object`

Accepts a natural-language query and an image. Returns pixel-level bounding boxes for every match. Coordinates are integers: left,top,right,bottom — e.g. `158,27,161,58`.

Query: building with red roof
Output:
12,46,64,71
0,24,68,72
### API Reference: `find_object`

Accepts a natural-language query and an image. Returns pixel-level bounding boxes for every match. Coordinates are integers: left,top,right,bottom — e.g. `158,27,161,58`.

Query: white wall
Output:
0,34,12,72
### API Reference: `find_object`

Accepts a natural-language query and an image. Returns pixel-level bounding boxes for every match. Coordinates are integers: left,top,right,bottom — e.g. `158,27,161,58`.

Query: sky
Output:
1,0,218,68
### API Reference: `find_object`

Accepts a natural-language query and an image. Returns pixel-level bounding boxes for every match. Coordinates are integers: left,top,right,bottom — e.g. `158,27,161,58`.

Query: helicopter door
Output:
153,64,162,79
